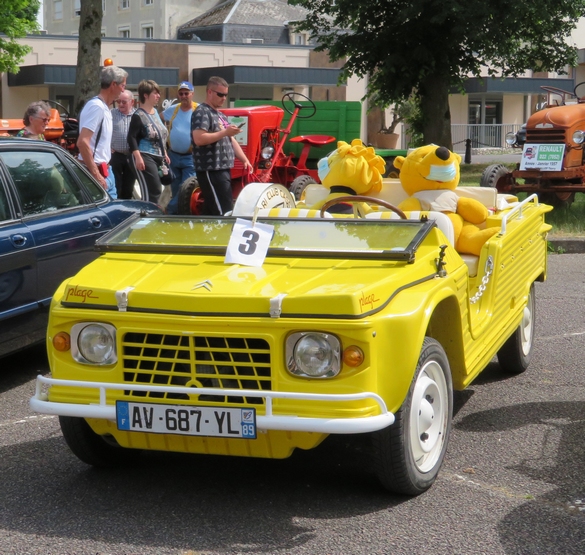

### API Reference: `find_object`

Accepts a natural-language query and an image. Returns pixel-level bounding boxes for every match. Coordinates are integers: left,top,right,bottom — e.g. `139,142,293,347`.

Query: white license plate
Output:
116,401,256,439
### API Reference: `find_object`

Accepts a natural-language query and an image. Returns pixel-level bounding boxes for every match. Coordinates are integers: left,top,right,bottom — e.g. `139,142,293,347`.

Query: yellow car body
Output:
31,189,552,495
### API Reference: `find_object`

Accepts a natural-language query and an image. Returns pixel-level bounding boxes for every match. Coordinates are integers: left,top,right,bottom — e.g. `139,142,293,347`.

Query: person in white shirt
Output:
77,64,128,199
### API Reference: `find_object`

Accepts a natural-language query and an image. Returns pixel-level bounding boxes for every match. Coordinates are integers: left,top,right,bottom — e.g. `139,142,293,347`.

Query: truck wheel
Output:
289,175,316,200
371,337,453,495
480,164,509,189
177,176,200,215
497,283,535,374
59,416,141,467
539,192,575,208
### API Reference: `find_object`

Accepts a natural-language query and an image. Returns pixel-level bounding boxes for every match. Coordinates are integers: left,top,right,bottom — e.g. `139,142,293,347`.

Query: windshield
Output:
96,215,435,261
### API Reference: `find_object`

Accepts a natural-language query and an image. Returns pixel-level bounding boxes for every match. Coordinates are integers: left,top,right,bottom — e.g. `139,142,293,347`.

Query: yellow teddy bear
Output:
394,144,499,256
310,139,386,214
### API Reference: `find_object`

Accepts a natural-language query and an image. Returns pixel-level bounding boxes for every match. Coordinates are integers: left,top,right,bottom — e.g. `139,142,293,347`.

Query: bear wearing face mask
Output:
395,144,499,256
310,138,386,214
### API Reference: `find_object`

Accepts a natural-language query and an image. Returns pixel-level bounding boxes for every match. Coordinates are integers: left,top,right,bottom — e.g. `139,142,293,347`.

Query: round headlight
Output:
261,146,275,160
73,323,117,365
573,130,585,144
287,332,341,378
505,132,517,146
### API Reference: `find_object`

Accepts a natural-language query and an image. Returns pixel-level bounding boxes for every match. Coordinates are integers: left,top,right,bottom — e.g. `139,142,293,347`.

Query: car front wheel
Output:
371,337,453,495
59,416,141,467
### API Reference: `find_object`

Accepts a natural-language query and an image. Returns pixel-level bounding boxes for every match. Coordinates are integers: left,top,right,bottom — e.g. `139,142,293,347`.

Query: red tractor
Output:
177,92,336,214
0,101,79,155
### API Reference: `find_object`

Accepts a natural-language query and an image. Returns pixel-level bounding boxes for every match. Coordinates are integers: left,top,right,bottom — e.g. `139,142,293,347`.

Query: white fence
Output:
451,124,523,153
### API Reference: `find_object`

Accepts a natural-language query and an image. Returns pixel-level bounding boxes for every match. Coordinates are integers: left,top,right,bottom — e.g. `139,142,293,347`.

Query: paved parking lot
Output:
1,254,584,555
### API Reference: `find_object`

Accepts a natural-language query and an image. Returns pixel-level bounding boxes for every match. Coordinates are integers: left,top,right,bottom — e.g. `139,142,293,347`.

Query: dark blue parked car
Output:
0,138,161,357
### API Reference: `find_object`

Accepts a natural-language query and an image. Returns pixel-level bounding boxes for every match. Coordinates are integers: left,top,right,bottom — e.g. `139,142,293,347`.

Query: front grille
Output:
121,333,272,405
525,129,567,143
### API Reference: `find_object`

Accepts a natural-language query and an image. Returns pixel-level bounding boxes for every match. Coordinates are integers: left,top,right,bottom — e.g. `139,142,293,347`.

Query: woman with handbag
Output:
128,79,170,204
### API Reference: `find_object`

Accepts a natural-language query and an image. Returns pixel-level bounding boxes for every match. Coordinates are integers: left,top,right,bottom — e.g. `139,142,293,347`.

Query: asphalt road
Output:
1,254,584,555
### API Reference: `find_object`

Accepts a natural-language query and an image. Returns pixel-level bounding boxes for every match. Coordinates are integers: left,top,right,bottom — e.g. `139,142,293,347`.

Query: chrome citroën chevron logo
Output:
192,280,212,291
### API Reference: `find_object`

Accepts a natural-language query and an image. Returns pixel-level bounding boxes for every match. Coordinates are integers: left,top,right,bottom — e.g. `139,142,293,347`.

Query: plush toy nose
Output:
435,146,450,161
435,146,451,160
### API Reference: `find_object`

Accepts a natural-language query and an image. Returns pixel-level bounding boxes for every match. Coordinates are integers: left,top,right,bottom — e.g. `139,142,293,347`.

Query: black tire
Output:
177,176,199,215
480,164,509,189
539,191,575,209
289,175,316,201
371,337,453,495
59,416,141,467
497,283,535,374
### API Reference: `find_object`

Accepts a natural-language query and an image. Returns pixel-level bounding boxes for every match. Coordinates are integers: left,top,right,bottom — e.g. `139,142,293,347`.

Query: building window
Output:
119,26,130,38
120,0,130,9
142,25,153,39
144,0,153,5
54,0,62,20
74,0,81,17
103,0,106,13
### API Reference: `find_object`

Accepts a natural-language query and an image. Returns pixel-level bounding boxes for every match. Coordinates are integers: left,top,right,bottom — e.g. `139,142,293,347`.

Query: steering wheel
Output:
42,99,72,119
319,195,407,219
282,92,316,119
575,82,585,101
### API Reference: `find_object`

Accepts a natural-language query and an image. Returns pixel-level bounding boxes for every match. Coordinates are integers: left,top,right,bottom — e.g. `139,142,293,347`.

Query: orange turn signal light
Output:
53,332,71,352
104,58,114,66
343,346,364,367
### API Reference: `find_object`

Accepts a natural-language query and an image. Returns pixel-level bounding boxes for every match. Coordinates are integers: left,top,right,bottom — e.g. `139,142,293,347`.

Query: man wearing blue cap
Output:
161,81,198,214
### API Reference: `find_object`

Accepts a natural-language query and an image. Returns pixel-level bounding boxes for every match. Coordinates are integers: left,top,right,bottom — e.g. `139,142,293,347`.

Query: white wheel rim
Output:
409,360,449,472
520,295,533,356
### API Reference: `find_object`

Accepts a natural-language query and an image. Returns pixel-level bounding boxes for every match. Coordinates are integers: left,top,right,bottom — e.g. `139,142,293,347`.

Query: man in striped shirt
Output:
110,90,135,199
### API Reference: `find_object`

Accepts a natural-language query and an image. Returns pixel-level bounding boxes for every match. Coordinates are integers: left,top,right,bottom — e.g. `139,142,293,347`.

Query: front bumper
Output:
30,375,395,434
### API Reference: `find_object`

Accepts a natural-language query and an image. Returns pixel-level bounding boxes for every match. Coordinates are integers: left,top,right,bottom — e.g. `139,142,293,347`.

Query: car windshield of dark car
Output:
96,215,435,261
0,150,86,216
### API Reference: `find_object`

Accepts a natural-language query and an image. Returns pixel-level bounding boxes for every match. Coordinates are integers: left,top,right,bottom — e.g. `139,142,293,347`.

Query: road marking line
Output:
539,331,585,340
0,414,56,428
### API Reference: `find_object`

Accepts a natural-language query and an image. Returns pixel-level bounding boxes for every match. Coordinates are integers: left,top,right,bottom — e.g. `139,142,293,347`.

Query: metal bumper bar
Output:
30,375,395,434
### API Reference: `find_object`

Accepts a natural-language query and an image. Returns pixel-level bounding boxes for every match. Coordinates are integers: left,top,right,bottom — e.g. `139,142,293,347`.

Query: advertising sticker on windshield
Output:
520,144,565,171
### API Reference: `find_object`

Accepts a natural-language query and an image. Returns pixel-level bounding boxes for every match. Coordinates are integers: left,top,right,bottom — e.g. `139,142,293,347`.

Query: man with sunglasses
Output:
161,81,198,214
191,76,252,215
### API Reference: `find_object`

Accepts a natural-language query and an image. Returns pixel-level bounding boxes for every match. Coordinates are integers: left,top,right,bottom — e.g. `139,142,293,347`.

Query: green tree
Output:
0,0,39,73
73,0,103,116
289,0,585,149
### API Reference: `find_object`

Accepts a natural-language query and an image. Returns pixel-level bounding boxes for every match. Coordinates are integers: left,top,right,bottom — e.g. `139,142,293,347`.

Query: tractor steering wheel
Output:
42,99,72,119
282,92,317,119
575,82,585,101
319,196,407,219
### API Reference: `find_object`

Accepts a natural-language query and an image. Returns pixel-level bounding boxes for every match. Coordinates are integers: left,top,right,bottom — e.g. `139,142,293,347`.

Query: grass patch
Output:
459,163,585,237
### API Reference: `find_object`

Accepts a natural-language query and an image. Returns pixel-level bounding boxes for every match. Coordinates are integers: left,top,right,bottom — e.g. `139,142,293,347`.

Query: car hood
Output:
59,253,439,318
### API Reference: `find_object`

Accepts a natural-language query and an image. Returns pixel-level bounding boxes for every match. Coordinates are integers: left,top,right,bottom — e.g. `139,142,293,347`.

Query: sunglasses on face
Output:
211,90,228,98
178,91,191,96
34,116,50,124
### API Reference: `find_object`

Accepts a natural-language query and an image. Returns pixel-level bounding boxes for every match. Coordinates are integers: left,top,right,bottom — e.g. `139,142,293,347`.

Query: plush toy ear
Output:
393,155,406,170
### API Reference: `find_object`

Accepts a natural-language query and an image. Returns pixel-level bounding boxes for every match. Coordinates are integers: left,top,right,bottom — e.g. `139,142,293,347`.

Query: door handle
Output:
10,234,27,247
90,217,102,228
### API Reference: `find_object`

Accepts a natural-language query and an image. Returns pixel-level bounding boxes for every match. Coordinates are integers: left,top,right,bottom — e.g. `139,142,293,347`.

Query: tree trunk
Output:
420,72,453,150
73,0,103,117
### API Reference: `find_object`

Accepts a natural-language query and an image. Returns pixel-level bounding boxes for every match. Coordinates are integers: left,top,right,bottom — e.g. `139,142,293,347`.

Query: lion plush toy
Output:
394,144,499,256
310,139,386,214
